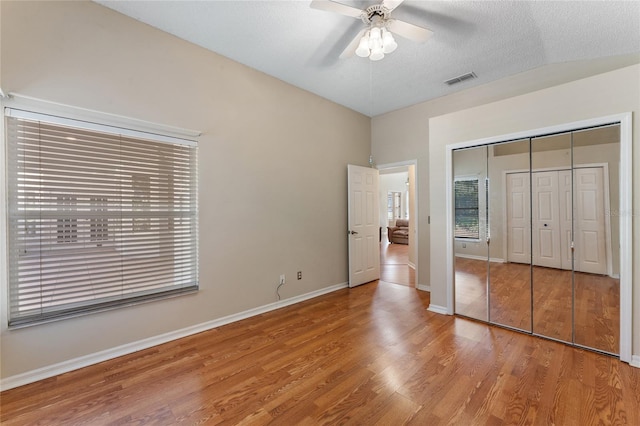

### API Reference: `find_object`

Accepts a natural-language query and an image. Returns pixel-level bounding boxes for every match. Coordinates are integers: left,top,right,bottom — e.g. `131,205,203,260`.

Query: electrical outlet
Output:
297,271,302,280
280,274,285,285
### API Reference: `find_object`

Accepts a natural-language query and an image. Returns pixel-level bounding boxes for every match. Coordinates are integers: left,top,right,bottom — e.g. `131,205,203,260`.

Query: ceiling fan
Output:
310,0,433,61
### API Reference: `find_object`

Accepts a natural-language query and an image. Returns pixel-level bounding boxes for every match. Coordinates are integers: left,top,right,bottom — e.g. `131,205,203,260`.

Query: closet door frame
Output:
445,113,632,363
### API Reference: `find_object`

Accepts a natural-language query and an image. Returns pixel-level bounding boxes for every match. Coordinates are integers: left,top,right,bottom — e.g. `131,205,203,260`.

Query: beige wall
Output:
429,65,639,356
372,54,640,291
0,1,370,380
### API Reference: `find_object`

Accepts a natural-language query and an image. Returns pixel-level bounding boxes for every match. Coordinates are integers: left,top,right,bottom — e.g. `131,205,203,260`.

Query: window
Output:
5,108,199,327
57,195,78,243
454,178,480,239
387,191,402,221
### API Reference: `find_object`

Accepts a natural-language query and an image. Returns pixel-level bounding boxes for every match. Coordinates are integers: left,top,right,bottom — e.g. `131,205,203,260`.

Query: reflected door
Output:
532,171,562,269
573,125,620,355
531,133,573,343
506,173,530,264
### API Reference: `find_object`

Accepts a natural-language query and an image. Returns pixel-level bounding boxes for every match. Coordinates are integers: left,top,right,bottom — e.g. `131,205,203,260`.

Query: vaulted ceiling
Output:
96,1,640,116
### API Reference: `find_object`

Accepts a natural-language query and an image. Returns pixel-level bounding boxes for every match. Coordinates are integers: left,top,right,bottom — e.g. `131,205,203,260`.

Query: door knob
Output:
348,230,359,235
544,224,548,227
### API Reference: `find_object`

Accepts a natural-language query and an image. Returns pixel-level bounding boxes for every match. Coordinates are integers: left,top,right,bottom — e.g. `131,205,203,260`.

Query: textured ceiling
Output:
95,1,640,117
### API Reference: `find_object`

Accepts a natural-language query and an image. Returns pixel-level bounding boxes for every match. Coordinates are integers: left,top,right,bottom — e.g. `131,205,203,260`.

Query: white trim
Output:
445,148,455,315
501,170,509,266
427,304,449,315
416,283,430,292
446,112,632,363
0,281,348,391
618,113,632,363
455,254,505,263
601,163,614,278
3,93,201,140
630,355,640,369
0,99,7,341
5,107,197,147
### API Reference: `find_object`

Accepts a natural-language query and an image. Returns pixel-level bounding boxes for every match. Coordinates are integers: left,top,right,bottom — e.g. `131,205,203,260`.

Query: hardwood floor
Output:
2,280,639,425
380,240,415,287
454,257,620,354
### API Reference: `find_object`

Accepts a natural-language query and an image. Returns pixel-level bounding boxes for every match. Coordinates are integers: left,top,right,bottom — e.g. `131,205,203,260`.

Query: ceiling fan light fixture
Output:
369,35,383,51
355,31,371,57
354,23,399,61
369,26,382,41
381,28,397,53
310,0,432,61
369,47,385,61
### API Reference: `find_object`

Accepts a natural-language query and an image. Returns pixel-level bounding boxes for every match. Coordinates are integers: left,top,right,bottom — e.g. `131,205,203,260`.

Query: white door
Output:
558,170,574,270
348,164,380,287
506,173,531,264
574,168,607,274
507,167,608,273
532,171,562,269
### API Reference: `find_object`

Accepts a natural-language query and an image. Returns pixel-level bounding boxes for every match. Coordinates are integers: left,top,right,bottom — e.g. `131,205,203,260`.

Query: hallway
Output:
380,240,415,287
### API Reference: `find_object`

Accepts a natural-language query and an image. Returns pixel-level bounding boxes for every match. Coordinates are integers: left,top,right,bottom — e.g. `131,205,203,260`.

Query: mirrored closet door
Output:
453,124,621,356
453,145,488,322
530,132,573,344
572,125,620,354
489,139,532,332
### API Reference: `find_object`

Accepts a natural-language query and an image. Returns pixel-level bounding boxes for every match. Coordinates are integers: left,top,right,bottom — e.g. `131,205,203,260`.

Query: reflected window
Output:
454,178,479,239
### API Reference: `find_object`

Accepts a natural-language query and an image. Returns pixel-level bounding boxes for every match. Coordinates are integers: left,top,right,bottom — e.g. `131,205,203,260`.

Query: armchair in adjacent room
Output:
387,219,409,244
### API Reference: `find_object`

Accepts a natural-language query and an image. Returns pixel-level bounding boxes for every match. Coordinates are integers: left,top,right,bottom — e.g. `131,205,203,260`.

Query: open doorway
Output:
378,162,417,287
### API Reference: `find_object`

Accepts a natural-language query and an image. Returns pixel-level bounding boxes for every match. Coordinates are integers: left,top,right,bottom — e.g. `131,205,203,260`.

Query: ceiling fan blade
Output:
382,0,405,12
310,0,363,19
340,28,368,59
387,19,433,43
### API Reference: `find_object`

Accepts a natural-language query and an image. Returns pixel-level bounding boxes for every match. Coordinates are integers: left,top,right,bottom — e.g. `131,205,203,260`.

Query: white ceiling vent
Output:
444,72,477,86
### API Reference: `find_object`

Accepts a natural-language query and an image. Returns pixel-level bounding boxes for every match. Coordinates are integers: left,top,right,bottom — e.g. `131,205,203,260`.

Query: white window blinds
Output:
6,109,198,327
454,179,480,239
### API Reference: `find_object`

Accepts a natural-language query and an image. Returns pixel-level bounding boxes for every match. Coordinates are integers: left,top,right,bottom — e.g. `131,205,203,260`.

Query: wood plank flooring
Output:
2,280,639,425
380,241,415,287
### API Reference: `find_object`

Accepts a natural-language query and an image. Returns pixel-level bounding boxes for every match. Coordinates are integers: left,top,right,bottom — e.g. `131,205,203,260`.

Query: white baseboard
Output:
408,262,416,270
427,304,449,315
416,284,430,292
455,254,505,263
630,355,640,369
0,282,348,391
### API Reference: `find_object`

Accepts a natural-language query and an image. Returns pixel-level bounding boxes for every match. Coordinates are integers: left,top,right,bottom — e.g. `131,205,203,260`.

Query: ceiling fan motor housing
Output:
361,4,391,25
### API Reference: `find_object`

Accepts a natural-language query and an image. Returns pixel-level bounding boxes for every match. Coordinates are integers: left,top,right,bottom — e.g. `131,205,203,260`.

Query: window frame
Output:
4,106,199,328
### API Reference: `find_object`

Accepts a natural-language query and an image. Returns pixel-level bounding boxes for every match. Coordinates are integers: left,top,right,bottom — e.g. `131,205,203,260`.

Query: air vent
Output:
444,72,477,86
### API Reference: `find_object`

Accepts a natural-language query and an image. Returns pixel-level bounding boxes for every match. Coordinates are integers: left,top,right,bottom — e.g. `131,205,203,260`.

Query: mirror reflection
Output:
572,125,620,354
530,132,573,342
489,139,532,332
452,124,620,355
453,146,488,321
